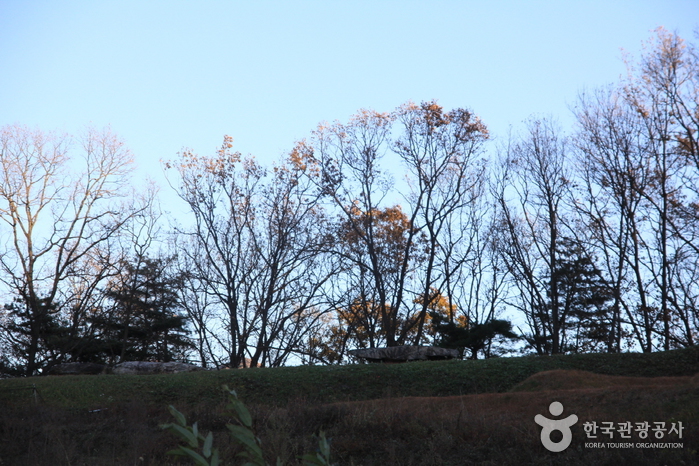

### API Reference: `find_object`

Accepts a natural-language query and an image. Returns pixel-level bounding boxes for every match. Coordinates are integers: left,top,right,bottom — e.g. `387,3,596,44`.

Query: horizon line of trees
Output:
1,28,697,376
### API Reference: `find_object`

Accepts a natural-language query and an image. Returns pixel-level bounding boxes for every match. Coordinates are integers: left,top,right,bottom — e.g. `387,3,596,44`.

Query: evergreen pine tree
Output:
93,256,193,363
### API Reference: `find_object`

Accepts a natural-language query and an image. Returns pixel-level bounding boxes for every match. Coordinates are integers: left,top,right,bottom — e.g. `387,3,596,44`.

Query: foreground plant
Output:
161,403,221,465
161,385,333,465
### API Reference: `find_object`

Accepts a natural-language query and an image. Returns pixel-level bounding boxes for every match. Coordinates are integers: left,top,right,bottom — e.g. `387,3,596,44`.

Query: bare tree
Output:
573,87,657,352
494,118,579,354
392,101,490,345
165,137,334,368
625,28,699,350
302,102,490,353
303,109,407,347
567,29,699,353
0,125,146,375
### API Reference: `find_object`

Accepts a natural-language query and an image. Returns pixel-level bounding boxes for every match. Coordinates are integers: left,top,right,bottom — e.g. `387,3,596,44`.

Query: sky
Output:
1,1,698,200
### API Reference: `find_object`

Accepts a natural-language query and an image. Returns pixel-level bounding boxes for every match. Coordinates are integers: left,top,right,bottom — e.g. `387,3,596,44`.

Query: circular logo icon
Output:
534,401,578,452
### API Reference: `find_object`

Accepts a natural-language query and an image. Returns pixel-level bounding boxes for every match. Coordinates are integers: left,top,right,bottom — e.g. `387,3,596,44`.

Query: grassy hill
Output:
3,346,699,408
1,347,698,465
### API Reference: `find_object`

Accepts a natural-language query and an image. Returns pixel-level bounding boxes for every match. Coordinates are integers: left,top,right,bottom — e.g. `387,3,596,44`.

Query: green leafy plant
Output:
223,385,267,466
299,431,332,466
162,385,334,466
161,404,221,466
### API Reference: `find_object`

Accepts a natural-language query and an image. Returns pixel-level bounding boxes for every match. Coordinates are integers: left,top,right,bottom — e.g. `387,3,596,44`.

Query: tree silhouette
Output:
429,311,517,360
93,256,192,363
0,125,148,375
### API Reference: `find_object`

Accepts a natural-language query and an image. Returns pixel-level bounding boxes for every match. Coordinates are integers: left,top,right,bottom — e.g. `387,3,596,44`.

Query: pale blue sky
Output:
1,1,697,193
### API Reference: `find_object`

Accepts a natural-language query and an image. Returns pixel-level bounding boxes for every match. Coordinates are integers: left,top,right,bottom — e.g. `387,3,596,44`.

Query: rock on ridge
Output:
348,346,460,362
112,361,203,375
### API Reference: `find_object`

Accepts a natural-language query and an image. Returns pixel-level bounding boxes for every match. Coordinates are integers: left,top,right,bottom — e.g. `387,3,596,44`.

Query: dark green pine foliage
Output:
429,313,519,360
93,257,193,364
547,237,614,353
1,296,95,375
0,297,59,376
556,238,614,352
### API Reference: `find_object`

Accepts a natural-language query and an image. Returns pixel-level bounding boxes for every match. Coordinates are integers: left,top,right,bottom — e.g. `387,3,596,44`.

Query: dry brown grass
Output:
243,370,698,465
2,370,697,465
